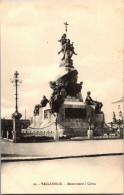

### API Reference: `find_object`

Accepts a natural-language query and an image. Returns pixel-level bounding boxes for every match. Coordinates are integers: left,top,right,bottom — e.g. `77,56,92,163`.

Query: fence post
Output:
1,130,3,138
7,130,9,139
87,118,93,140
117,119,122,138
55,116,59,141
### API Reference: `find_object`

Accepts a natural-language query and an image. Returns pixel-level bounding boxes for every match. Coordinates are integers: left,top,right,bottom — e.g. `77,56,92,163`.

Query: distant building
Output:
112,97,124,120
1,119,30,139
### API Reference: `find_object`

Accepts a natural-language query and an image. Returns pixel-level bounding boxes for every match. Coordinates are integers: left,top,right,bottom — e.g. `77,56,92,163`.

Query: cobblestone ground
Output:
1,139,123,157
1,155,123,194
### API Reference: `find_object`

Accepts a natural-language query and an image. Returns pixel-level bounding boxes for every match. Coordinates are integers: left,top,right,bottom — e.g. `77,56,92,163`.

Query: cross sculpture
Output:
64,22,69,32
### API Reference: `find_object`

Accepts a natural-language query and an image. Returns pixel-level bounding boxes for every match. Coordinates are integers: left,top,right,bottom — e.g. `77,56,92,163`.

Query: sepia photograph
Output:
1,0,123,194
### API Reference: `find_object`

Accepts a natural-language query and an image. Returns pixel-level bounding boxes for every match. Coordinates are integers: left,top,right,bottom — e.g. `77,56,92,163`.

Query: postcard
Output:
1,0,123,194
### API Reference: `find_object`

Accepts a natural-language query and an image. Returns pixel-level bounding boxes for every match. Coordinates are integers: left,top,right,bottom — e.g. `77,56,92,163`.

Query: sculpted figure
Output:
58,33,67,46
58,41,67,59
58,39,77,63
79,82,83,92
69,42,77,57
85,91,103,114
40,95,49,107
113,112,116,122
34,104,40,115
33,96,49,115
49,81,65,94
50,93,64,113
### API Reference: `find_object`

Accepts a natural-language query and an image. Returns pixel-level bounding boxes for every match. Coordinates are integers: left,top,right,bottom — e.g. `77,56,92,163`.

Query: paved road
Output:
1,155,123,194
1,139,123,158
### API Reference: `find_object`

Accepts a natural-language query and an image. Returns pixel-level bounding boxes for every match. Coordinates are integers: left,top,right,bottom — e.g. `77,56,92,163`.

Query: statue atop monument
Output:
58,22,77,67
33,23,82,115
58,33,67,46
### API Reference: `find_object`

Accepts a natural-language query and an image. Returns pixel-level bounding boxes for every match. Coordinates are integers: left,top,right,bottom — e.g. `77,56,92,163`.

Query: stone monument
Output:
27,23,108,140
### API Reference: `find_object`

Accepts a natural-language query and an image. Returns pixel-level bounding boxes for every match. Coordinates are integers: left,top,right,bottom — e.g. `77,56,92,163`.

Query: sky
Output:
1,0,123,122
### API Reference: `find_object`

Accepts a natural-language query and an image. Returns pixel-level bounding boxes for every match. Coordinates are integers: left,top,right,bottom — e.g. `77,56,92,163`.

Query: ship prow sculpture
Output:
25,23,108,140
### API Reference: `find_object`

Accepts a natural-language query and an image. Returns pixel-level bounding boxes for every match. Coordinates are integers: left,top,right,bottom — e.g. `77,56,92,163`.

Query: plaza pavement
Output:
1,139,123,162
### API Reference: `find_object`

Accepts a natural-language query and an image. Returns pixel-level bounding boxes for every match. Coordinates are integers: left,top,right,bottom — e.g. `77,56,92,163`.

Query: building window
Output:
65,108,86,119
44,109,50,119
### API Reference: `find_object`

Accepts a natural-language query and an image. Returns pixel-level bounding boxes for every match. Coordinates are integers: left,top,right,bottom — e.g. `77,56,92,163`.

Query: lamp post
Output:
11,71,22,142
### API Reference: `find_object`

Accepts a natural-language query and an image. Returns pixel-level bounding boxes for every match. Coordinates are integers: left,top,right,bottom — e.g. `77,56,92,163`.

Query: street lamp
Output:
10,71,22,142
11,71,22,119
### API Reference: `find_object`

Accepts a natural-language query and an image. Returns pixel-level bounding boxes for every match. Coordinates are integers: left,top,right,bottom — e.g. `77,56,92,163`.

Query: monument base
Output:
26,95,108,140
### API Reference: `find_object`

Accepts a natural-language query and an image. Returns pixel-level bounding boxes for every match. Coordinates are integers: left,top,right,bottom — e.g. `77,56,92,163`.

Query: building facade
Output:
112,98,124,121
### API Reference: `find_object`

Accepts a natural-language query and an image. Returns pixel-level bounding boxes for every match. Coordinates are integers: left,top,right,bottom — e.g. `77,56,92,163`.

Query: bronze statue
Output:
58,39,77,64
85,91,103,114
58,33,67,46
49,93,64,113
40,95,49,107
33,96,49,115
34,104,40,115
70,42,77,57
